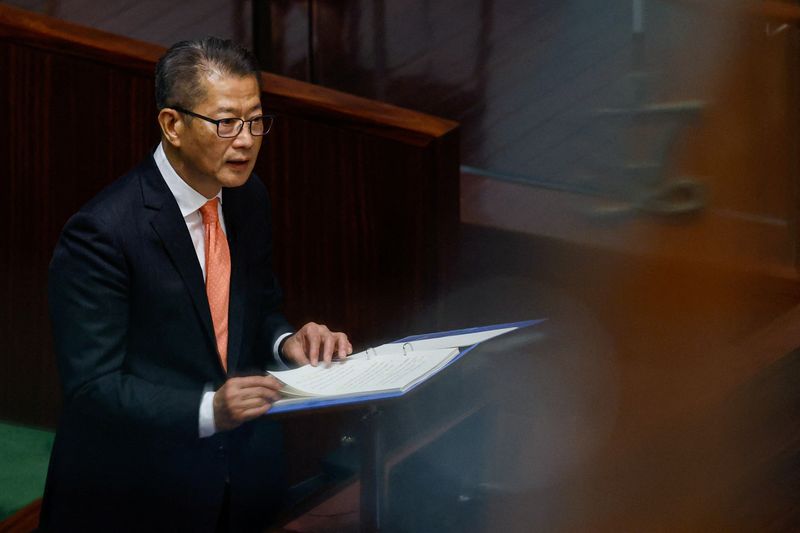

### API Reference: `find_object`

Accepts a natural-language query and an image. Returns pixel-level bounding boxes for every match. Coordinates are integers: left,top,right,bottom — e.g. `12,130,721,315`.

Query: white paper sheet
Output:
348,326,517,360
270,348,458,397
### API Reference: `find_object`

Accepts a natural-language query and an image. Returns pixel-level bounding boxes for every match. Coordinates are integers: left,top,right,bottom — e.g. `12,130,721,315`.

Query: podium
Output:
271,320,543,532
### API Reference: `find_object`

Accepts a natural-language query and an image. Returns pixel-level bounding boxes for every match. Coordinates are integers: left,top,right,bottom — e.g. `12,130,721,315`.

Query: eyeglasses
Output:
169,106,274,138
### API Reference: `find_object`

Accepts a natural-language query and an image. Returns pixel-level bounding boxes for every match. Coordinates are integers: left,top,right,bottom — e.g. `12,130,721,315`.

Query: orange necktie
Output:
199,198,230,372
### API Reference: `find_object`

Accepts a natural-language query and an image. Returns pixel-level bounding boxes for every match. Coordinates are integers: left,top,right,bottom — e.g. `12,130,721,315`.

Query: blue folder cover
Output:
268,319,545,415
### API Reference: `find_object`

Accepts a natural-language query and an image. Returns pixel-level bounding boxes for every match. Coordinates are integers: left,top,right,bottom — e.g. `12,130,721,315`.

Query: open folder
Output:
267,319,544,414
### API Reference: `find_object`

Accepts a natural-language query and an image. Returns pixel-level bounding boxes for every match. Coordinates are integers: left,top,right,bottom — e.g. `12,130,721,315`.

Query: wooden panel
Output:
0,2,459,440
0,41,157,430
261,116,459,343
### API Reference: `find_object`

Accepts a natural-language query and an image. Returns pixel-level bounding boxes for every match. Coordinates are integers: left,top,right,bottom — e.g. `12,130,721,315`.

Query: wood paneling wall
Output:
0,3,459,430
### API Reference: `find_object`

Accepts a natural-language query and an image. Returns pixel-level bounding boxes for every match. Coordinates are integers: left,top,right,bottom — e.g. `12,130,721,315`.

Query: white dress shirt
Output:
154,143,292,438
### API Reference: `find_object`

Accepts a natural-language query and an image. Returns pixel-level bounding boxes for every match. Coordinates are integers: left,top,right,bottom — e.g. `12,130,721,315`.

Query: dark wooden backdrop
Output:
0,3,459,444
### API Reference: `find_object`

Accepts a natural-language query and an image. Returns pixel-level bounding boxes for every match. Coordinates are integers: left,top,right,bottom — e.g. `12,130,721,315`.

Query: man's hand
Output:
213,375,283,432
282,322,353,367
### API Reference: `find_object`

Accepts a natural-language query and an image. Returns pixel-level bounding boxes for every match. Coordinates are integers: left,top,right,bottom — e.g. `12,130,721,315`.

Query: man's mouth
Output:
226,160,249,168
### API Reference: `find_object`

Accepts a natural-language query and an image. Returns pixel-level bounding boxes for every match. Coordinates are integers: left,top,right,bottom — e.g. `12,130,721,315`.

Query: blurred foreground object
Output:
452,0,800,530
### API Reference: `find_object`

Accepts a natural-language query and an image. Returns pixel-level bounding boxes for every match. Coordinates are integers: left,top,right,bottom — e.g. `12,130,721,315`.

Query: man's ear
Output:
157,108,182,148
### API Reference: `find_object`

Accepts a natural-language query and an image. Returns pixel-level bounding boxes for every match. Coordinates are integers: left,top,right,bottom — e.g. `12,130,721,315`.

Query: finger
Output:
238,384,282,401
264,388,282,402
235,397,269,411
238,375,282,391
321,333,336,365
238,388,281,407
242,375,284,391
307,330,321,366
335,333,349,359
264,375,284,390
240,403,271,420
248,385,282,403
232,391,281,418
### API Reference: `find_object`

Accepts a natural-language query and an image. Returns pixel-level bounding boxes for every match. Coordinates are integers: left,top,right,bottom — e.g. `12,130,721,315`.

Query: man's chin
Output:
218,170,253,189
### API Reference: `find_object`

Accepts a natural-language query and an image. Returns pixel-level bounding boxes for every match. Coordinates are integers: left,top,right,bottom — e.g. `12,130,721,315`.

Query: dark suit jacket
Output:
39,155,294,533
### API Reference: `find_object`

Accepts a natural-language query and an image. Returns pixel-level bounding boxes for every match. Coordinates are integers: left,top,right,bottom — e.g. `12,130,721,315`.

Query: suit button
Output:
216,445,226,459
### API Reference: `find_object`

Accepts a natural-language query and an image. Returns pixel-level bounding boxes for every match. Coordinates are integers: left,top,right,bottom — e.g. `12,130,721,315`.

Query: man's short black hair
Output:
155,37,262,110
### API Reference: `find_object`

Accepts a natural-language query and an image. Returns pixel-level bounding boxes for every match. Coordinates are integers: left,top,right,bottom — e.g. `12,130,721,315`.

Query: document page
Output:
269,348,457,397
349,326,518,360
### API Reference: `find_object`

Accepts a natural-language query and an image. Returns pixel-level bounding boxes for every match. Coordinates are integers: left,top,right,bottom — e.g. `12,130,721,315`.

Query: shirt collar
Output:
154,142,221,217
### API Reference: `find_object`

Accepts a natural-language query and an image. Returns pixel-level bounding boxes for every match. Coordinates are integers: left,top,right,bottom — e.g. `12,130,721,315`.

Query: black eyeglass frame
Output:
169,106,274,138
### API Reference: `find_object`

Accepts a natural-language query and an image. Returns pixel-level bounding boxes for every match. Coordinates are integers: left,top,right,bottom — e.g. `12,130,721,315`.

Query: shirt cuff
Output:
198,388,217,438
272,331,294,369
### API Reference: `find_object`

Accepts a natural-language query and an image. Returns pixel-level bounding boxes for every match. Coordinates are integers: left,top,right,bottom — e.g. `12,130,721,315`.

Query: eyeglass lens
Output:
217,116,272,138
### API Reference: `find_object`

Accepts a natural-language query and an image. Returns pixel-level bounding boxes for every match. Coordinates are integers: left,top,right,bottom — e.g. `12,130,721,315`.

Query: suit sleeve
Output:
49,210,201,442
252,178,294,369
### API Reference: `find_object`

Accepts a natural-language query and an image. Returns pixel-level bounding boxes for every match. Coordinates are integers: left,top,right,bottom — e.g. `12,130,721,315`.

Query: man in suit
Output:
39,37,351,532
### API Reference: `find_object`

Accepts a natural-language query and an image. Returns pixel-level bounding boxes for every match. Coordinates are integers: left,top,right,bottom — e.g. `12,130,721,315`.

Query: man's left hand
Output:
282,322,352,367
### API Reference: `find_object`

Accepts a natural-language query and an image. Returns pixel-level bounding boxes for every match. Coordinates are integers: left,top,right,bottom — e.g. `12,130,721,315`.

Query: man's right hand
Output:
213,375,283,432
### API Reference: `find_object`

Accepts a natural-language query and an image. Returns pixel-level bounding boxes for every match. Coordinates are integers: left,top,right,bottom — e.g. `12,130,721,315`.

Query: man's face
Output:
176,73,263,195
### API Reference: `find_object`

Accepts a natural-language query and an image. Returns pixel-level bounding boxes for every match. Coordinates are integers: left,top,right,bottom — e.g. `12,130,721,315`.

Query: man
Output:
39,37,351,532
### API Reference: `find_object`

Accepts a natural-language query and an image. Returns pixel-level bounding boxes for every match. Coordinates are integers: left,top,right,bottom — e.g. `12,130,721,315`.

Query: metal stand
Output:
359,405,384,532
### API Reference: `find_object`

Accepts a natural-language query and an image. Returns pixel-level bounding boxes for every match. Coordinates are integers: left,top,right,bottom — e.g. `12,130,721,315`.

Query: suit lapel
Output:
222,188,246,373
139,157,220,372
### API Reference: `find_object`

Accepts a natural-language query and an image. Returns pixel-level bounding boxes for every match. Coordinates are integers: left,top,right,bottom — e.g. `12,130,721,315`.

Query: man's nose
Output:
232,125,255,148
